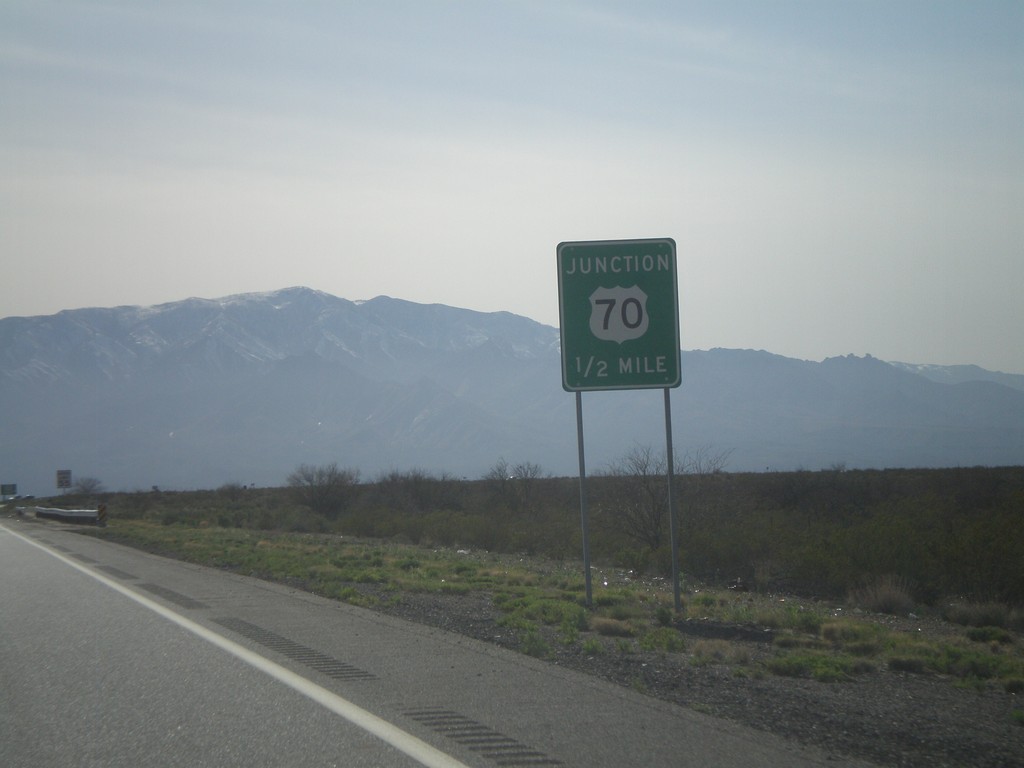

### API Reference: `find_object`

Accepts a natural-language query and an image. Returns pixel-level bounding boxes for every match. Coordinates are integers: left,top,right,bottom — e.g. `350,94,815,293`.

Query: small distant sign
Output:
56,470,72,489
1,483,16,497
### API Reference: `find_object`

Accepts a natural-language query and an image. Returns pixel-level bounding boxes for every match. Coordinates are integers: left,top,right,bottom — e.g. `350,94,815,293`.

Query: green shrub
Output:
788,607,824,634
934,644,1013,681
497,615,537,632
821,620,883,656
510,596,581,626
886,639,1024,683
639,627,685,653
965,626,1014,644
736,603,823,634
559,617,580,646
521,629,551,658
768,652,855,683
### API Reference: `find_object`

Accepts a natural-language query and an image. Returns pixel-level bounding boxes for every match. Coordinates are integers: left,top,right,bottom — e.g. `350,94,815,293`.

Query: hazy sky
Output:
3,1,1022,372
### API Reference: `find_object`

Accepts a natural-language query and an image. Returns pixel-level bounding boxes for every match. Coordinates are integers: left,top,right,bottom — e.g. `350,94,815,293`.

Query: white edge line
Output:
2,524,472,768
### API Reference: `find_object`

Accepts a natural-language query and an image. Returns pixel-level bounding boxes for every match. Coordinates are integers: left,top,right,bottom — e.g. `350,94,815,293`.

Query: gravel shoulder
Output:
370,589,1024,768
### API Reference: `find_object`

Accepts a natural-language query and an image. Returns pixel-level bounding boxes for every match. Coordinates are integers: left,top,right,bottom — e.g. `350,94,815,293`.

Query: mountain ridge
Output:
2,287,1022,493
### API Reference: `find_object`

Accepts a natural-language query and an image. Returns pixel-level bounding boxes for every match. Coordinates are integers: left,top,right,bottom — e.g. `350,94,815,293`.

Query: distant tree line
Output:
275,451,1024,605
57,456,1024,606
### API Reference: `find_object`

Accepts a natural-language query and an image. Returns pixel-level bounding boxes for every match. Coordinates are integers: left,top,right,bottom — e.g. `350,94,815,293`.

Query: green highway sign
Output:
557,238,680,391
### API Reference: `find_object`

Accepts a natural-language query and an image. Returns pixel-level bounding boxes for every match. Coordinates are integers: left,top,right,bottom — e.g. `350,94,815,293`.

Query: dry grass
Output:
691,639,750,666
591,617,635,637
848,574,916,616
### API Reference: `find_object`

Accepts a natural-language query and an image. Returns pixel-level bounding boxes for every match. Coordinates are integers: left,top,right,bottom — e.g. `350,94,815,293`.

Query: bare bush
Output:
599,444,670,551
73,476,105,494
286,463,359,518
680,444,734,476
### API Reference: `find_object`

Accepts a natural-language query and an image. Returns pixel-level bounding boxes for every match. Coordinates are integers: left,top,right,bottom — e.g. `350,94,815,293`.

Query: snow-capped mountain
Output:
2,287,1022,493
887,361,1024,393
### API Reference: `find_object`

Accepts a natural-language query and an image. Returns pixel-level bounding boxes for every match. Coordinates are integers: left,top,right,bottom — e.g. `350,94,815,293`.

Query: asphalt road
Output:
0,519,874,767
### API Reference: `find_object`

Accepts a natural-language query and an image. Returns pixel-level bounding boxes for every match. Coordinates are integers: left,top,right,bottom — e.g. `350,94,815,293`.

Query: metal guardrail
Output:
32,505,107,526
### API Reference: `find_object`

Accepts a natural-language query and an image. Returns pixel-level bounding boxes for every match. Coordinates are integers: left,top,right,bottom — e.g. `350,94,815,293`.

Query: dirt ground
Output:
371,588,1024,768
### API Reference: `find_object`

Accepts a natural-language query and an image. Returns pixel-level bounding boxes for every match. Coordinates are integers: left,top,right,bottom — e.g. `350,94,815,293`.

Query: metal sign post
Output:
663,389,682,611
575,391,593,607
558,238,683,611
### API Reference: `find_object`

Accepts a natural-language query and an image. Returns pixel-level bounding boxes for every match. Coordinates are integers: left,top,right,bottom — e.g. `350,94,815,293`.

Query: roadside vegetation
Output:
18,460,1024,708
